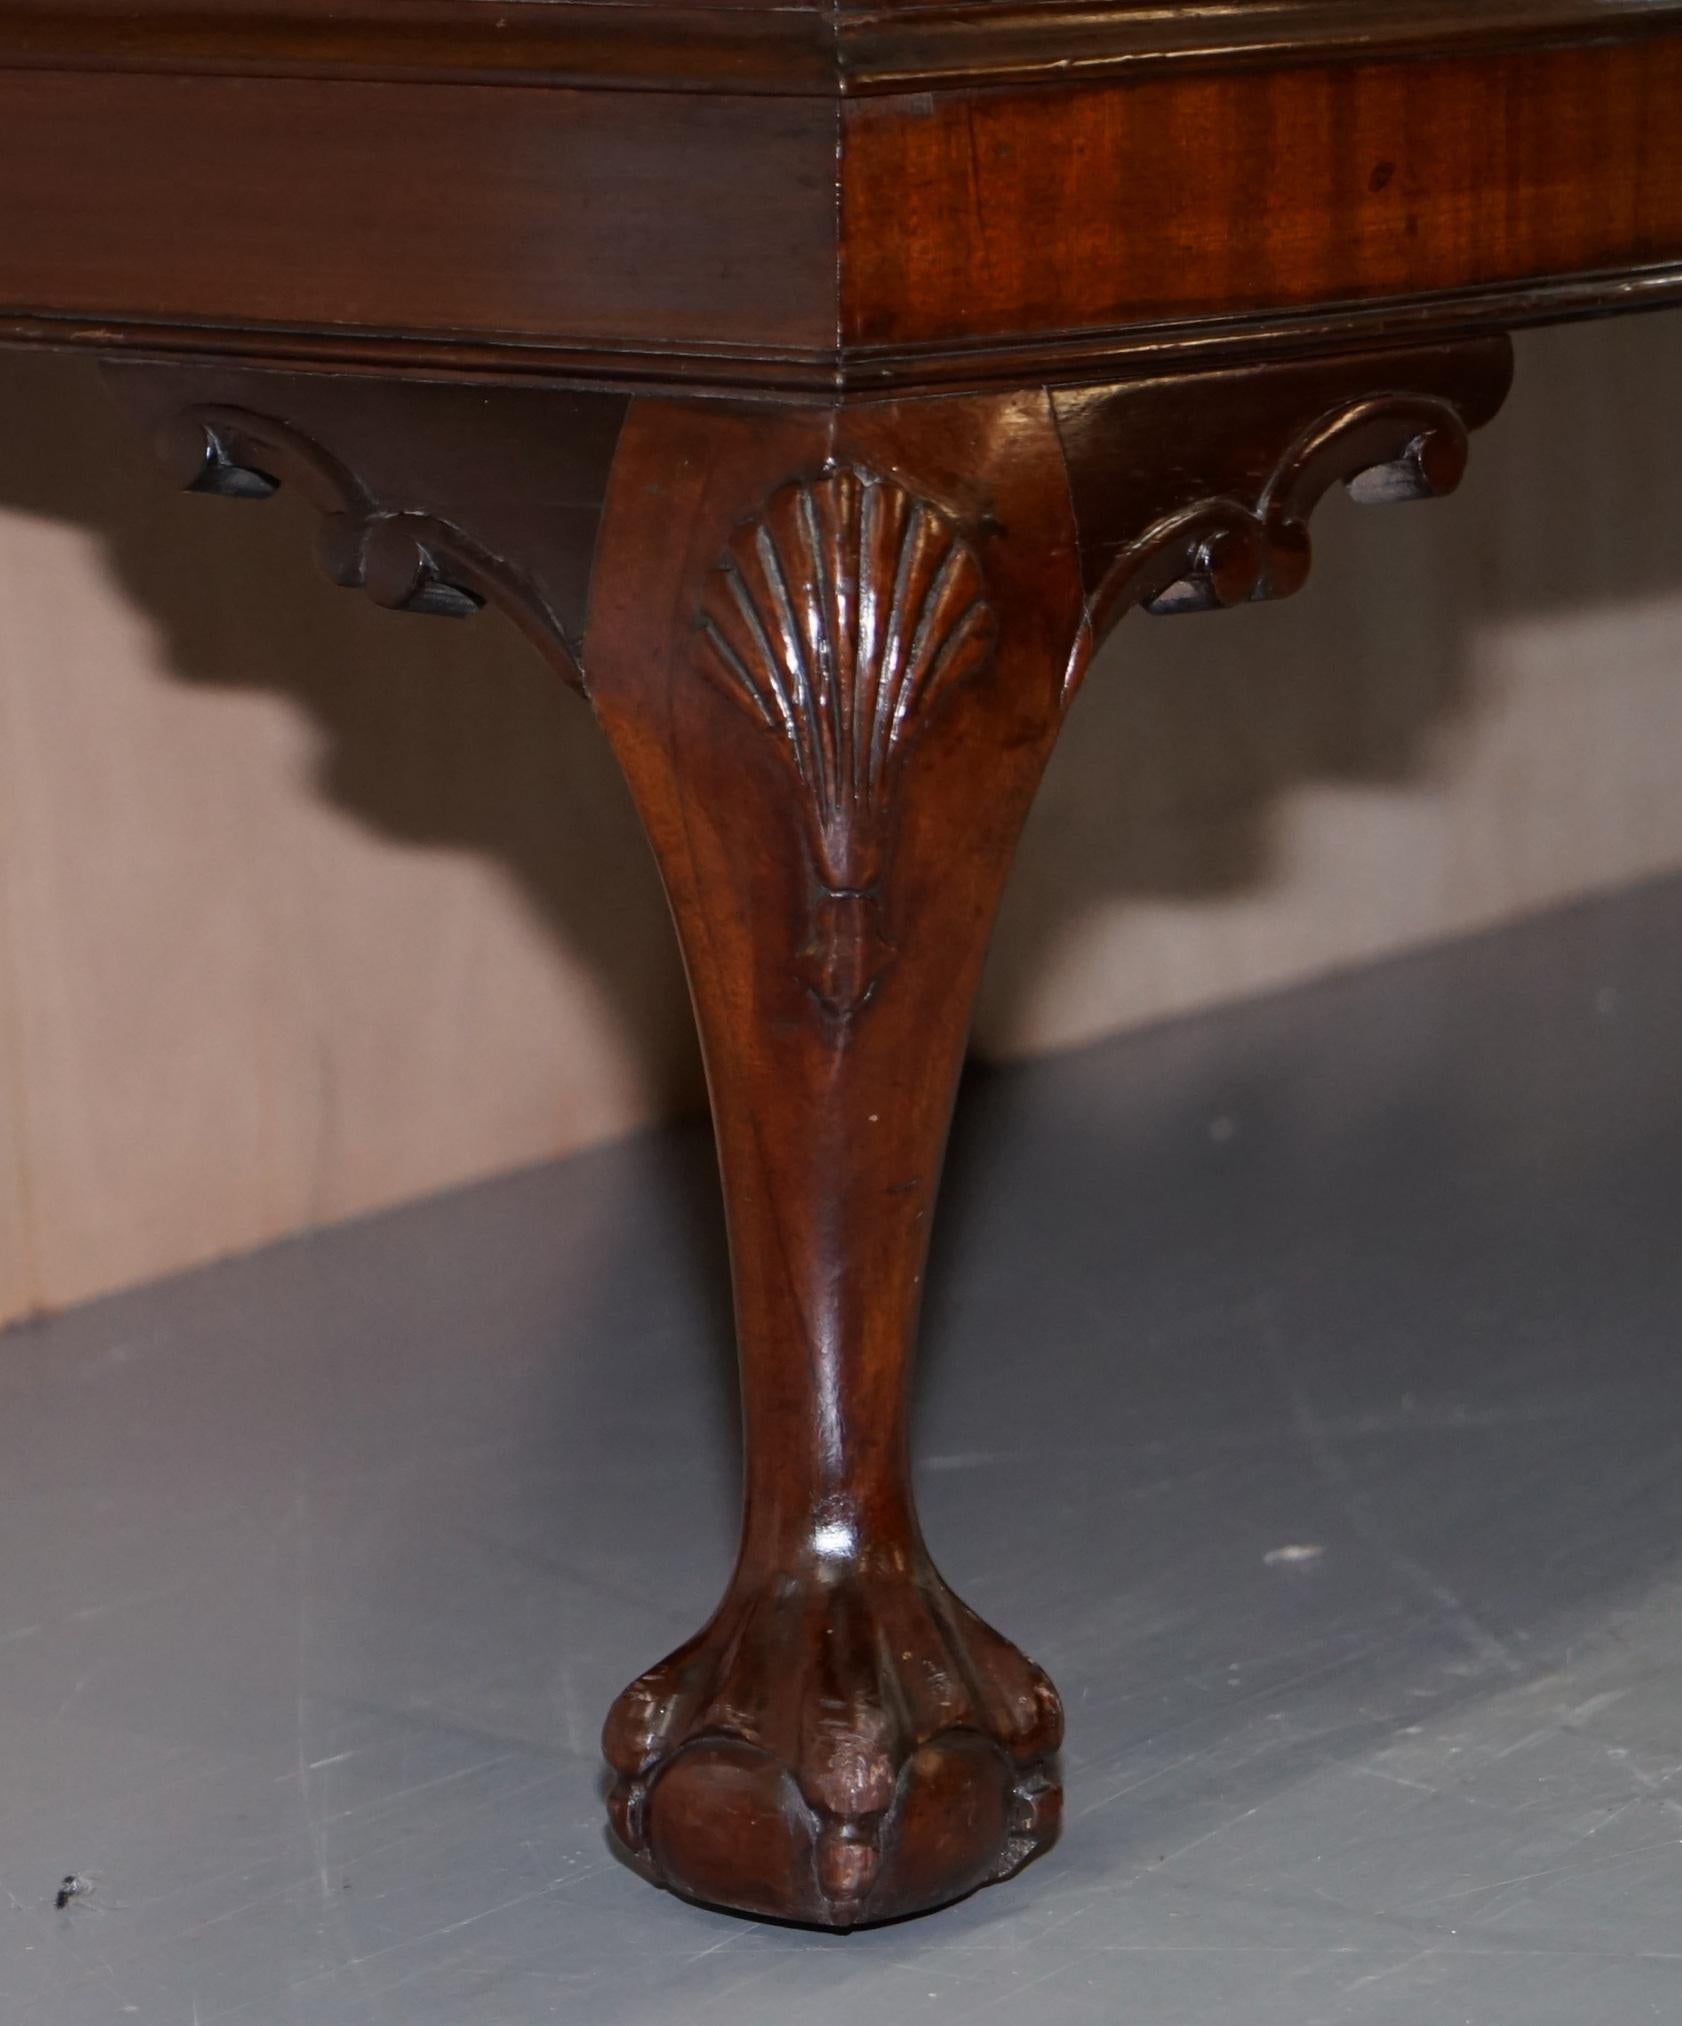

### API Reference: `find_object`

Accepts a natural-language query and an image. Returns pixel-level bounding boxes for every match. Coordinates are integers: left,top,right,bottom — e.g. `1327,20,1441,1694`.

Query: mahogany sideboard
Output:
2,0,1679,1932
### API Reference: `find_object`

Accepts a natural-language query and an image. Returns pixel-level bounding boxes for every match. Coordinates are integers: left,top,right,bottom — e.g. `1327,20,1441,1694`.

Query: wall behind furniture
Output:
1,317,1680,1327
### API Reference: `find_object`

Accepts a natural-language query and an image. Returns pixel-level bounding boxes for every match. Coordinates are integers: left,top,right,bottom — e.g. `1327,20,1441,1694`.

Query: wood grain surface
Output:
842,37,1682,351
1,0,1679,95
0,72,836,357
4,12,1680,385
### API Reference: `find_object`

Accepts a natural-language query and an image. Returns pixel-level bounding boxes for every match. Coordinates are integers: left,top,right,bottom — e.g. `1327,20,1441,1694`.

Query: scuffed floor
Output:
2,874,1682,2024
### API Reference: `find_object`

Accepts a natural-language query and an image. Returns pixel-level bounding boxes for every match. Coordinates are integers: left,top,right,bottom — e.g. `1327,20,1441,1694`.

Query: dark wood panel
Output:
3,0,1681,97
0,73,836,354
3,25,1680,388
0,0,837,95
842,37,1682,347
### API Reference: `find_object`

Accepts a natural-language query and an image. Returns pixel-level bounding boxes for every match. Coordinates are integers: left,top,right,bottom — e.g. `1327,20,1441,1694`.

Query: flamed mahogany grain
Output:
841,38,1682,351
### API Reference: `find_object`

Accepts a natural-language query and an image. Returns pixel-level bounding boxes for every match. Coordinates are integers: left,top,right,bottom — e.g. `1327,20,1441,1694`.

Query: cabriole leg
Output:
104,336,1512,1928
585,396,1085,1926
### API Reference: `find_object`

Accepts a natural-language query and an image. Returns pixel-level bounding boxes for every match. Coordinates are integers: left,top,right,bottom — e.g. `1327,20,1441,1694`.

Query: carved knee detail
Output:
694,466,998,1023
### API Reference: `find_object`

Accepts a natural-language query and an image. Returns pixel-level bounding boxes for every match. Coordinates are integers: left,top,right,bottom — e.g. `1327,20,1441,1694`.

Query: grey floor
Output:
5,878,1682,2025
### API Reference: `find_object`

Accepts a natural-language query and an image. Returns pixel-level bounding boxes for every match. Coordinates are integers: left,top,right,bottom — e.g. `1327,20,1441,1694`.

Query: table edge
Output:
0,0,1678,98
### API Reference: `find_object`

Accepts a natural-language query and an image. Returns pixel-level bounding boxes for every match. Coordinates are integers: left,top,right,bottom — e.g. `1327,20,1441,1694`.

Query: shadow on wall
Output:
0,315,1679,1095
0,356,701,1125
983,313,1682,1051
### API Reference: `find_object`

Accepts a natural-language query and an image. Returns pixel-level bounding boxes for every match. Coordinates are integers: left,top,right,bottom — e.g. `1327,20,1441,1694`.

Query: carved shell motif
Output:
696,468,997,895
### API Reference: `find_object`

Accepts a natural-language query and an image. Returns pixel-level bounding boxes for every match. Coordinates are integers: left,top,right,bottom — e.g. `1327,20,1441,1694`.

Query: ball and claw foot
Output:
603,1559,1063,1928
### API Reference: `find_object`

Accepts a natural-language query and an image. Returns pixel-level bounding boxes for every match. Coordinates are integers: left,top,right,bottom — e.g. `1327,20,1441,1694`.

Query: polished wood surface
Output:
1,1,1679,385
3,0,1680,94
845,39,1682,355
3,0,1678,1933
0,74,835,360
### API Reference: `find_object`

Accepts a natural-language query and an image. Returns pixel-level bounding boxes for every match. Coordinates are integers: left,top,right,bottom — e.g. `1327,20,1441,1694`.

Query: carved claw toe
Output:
602,1562,1062,1927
